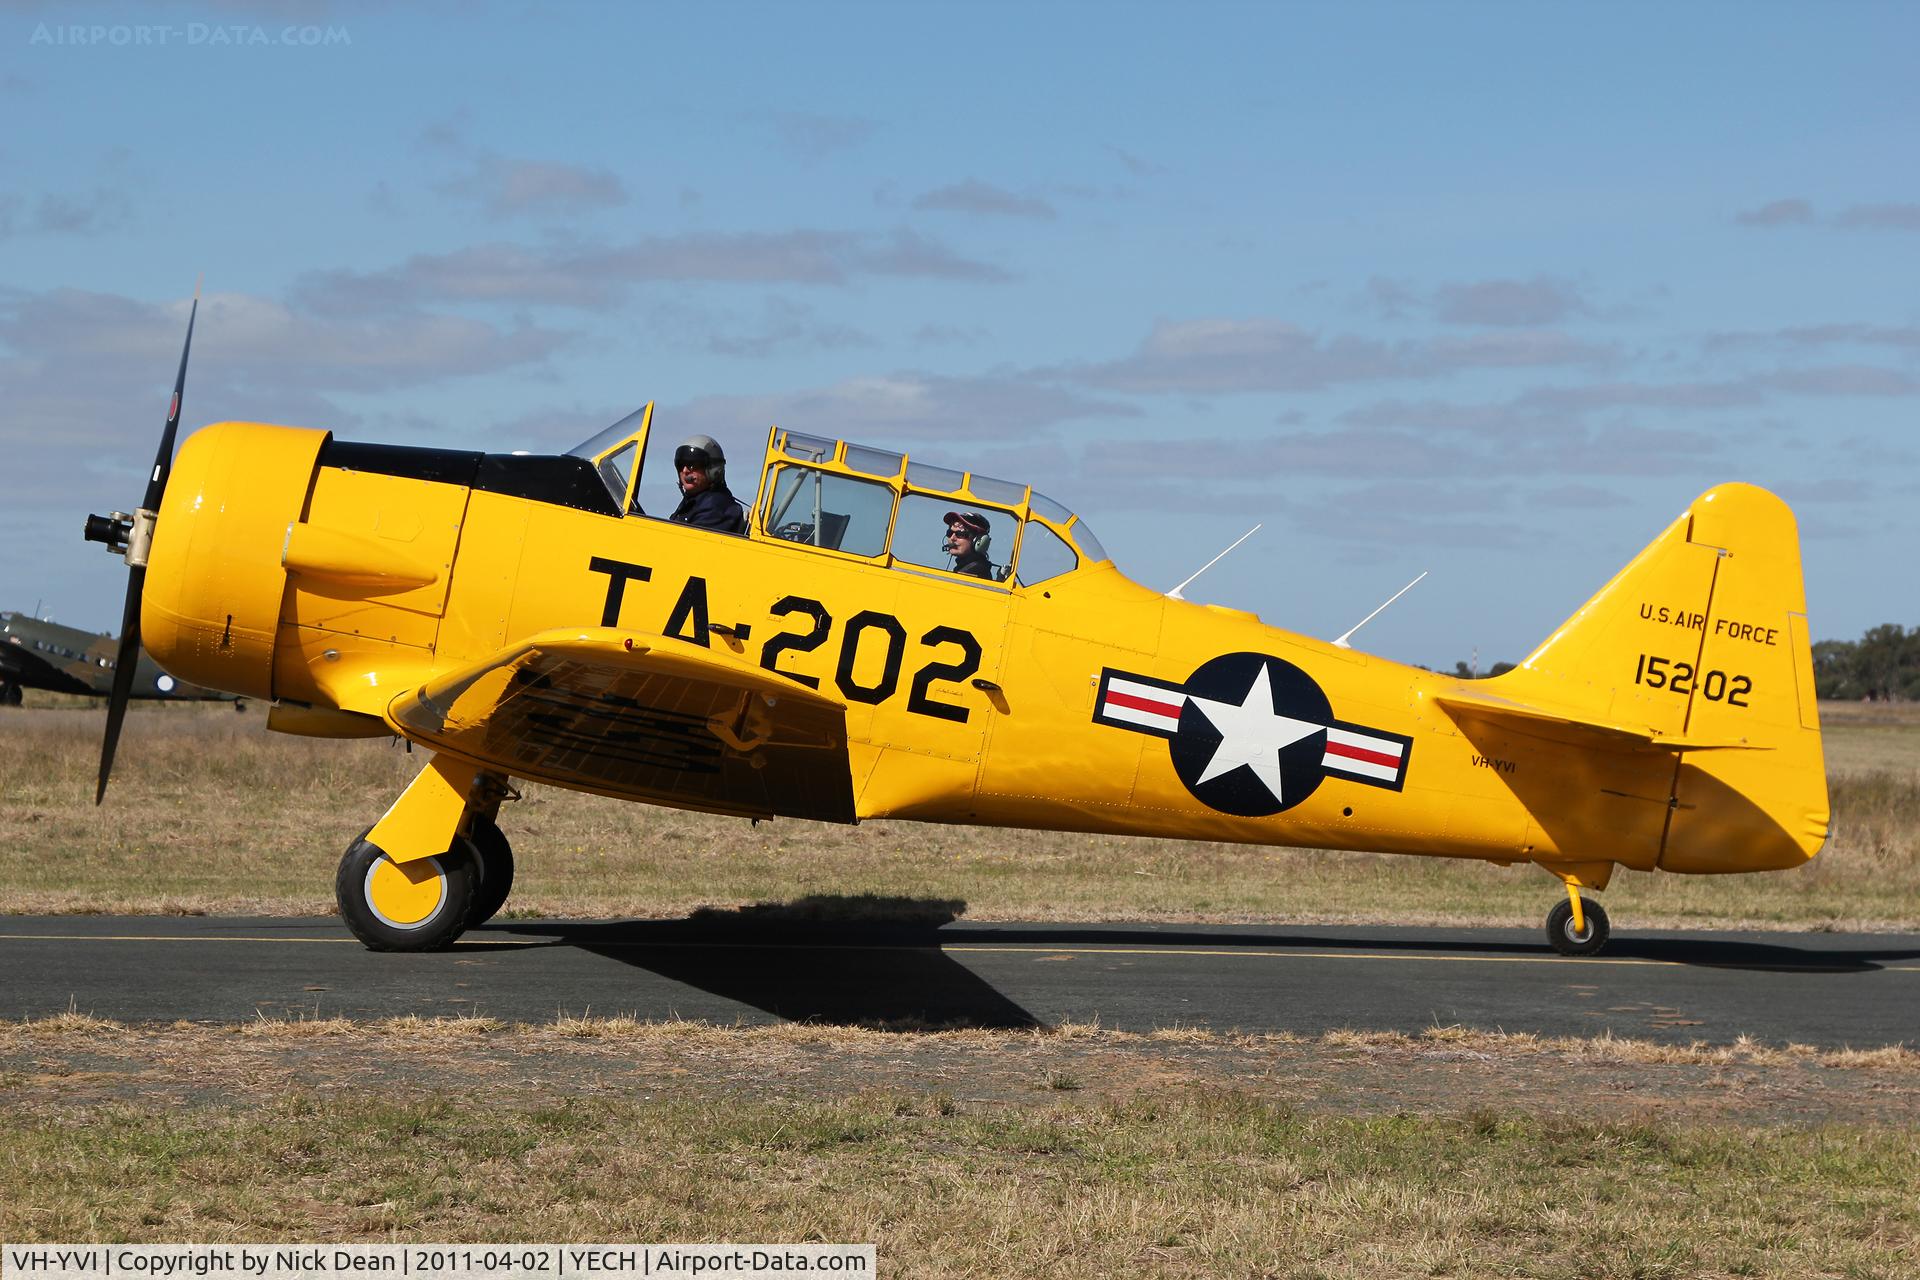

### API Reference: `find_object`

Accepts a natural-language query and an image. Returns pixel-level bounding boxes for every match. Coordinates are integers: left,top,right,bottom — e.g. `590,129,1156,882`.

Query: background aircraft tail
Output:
1477,483,1827,873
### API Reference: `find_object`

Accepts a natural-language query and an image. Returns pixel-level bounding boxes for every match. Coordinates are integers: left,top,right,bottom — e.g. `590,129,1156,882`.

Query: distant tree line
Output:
1812,624,1920,700
1443,624,1920,700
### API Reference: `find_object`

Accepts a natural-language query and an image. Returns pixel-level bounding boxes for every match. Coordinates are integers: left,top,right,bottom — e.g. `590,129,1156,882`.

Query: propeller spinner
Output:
82,288,199,803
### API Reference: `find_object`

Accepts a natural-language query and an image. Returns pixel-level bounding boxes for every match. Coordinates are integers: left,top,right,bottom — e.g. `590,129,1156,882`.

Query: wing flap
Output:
388,628,855,822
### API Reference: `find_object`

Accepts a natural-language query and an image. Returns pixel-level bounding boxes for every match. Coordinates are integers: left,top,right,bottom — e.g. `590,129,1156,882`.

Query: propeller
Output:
83,286,199,804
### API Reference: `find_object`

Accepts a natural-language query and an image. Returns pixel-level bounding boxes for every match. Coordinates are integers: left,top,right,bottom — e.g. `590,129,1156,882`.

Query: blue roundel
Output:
1167,652,1333,817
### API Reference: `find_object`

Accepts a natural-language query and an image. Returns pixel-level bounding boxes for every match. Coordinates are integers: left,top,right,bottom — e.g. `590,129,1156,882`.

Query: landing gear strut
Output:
335,754,518,950
1545,888,1610,956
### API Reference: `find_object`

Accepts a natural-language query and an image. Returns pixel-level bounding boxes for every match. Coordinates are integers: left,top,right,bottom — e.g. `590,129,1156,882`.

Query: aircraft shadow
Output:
485,907,1918,978
493,895,1042,1029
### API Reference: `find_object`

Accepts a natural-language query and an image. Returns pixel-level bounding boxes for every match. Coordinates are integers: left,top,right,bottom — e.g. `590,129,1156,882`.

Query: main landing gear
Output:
334,755,516,951
1544,874,1611,957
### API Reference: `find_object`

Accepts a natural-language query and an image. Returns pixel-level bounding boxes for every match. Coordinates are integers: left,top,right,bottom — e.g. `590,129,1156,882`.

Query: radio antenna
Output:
1332,570,1427,649
1166,524,1261,601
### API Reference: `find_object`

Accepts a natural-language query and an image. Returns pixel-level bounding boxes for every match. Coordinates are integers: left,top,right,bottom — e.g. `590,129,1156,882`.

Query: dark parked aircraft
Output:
0,611,240,707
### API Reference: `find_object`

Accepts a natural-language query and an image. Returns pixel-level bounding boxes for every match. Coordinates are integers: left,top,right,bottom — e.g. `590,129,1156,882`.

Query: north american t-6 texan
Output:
83,296,1828,956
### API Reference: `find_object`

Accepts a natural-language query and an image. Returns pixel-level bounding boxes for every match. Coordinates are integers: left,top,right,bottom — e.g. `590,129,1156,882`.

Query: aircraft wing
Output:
0,638,92,695
1433,685,1762,752
386,628,855,822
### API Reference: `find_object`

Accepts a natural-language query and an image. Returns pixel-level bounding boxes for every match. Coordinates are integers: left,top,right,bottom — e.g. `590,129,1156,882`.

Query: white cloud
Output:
1759,365,1920,396
706,297,875,359
1731,199,1920,232
0,286,570,521
298,228,1011,312
1431,277,1592,327
1058,318,1611,394
437,154,629,219
670,372,1136,443
1835,203,1920,230
1706,323,1920,353
912,179,1056,220
1735,198,1815,227
768,111,877,162
0,288,568,394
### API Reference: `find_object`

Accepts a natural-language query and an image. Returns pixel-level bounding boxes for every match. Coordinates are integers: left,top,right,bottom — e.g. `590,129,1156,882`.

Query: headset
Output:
943,520,991,559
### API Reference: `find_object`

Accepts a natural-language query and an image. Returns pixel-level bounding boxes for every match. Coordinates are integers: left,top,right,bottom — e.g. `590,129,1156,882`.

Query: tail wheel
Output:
1545,896,1610,957
335,831,477,952
465,817,516,929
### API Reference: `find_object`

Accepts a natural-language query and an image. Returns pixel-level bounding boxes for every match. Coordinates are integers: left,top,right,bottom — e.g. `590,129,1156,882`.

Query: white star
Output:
1186,664,1324,805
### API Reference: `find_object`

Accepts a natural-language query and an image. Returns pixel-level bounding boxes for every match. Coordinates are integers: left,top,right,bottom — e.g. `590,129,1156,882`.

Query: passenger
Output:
669,435,746,534
943,510,993,578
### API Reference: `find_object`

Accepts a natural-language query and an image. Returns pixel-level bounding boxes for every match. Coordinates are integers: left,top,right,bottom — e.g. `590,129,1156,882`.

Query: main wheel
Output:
465,817,515,929
335,831,478,952
1545,897,1610,956
1,680,21,706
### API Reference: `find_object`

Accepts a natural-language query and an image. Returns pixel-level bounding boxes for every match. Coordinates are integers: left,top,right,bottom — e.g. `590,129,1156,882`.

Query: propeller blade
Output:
142,289,198,511
95,564,146,805
96,289,199,805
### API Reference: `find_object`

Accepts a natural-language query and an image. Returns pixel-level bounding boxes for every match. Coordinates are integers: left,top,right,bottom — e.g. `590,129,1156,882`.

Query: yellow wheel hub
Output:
364,854,446,929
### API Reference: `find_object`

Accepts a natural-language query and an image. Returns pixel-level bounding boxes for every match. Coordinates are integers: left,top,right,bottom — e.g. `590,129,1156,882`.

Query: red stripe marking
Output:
1325,740,1401,769
1105,689,1183,719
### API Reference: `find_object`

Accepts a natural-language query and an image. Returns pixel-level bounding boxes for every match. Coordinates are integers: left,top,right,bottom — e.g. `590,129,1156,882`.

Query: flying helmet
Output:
675,434,726,472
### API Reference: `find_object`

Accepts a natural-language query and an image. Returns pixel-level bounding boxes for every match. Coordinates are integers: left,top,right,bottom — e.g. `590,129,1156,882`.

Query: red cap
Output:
943,510,990,536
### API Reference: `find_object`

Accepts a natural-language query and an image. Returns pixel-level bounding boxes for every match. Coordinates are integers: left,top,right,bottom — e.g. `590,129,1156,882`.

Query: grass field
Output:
3,697,1917,929
4,1017,1917,1273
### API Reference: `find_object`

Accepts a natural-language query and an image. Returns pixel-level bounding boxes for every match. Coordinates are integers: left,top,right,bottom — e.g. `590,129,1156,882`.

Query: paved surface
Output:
1,915,1916,1046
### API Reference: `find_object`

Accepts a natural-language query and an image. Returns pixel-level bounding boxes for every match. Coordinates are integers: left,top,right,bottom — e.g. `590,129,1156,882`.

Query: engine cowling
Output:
142,421,330,701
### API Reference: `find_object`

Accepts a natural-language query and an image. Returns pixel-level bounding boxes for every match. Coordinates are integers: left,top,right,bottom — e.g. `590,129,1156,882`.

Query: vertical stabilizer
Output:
1493,483,1826,873
1661,484,1827,870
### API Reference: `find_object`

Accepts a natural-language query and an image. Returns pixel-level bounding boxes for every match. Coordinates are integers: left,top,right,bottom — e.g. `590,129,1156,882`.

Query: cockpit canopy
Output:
568,409,1108,588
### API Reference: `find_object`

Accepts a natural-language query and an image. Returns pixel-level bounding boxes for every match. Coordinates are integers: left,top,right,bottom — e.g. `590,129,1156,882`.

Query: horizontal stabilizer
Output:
1433,685,1762,753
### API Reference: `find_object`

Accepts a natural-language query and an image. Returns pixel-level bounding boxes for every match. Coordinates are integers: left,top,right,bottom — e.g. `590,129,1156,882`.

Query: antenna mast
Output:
1166,524,1261,601
1331,571,1427,650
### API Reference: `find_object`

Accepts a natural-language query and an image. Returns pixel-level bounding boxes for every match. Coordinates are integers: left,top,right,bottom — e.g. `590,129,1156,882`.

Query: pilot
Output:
670,435,747,534
943,510,993,578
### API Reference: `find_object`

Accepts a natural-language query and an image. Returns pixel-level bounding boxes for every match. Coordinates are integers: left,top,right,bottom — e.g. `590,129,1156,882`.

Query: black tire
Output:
465,817,515,929
1545,897,1610,956
2,681,21,707
335,831,478,952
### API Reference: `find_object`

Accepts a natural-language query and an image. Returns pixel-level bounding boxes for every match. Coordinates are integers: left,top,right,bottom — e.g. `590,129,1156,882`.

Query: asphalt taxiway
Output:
3,915,1916,1045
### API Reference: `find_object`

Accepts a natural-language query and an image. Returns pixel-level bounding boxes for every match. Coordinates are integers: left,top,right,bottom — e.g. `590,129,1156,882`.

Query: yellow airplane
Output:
85,303,1827,956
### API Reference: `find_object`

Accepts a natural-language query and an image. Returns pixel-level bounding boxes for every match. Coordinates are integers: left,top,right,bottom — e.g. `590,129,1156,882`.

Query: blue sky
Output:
3,0,1916,667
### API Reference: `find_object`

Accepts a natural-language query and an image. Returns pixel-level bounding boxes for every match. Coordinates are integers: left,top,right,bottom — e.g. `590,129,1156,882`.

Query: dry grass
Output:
6,1013,1916,1072
5,1013,1915,1272
1,1087,1915,1275
3,700,1918,929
